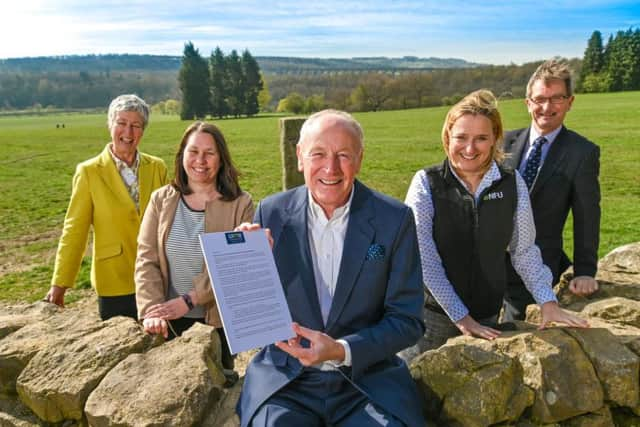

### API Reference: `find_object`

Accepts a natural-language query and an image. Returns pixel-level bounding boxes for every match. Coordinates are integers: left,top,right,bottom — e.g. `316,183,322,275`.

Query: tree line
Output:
1,27,637,114
579,28,640,92
178,42,264,120
271,60,554,114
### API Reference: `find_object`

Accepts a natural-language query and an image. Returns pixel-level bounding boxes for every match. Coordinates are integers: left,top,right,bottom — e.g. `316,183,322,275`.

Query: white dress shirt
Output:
306,189,354,367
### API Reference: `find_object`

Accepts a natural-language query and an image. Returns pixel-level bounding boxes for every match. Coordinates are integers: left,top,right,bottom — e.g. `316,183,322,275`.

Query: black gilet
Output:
426,160,517,319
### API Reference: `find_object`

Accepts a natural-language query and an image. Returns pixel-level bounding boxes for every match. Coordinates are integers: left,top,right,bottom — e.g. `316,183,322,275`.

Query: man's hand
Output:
234,223,273,248
142,317,169,338
275,322,345,366
455,315,501,341
539,301,589,330
569,276,598,296
144,296,190,321
44,285,67,307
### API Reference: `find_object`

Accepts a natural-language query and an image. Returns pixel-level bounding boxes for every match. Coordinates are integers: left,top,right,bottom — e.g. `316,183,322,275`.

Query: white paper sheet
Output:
199,230,294,354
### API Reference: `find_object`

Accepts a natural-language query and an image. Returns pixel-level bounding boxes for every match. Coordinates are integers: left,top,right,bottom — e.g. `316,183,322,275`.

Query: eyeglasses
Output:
528,95,569,105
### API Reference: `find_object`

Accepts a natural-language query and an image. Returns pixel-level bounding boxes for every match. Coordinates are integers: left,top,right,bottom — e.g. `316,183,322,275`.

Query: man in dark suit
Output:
237,110,425,426
502,59,601,321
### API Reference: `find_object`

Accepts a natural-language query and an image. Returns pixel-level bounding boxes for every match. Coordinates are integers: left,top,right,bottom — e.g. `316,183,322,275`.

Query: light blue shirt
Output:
517,126,563,175
405,161,557,322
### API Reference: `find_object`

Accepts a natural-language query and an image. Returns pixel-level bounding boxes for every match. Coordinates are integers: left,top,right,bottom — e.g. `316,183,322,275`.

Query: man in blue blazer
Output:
502,59,601,321
237,110,425,426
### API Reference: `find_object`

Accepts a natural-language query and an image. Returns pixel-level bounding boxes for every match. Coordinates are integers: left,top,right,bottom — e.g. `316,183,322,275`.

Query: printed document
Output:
199,230,294,354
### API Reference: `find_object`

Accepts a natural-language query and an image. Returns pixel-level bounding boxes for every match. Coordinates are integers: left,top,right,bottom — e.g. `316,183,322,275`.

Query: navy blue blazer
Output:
503,125,600,282
237,180,425,427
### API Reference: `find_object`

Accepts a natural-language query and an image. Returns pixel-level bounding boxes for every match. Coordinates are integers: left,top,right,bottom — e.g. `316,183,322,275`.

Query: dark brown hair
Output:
171,121,242,200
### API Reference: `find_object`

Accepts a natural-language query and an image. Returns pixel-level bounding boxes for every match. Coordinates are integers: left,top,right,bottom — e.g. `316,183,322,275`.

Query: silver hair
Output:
298,109,364,151
526,58,574,98
107,94,150,129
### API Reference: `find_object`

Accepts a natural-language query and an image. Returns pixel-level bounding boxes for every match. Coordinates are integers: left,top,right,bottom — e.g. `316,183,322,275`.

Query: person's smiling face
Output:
447,113,495,177
182,131,220,186
297,117,363,219
526,79,574,135
109,111,144,162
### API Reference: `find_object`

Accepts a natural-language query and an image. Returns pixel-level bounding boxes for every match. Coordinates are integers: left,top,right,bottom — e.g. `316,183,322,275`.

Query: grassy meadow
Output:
1,91,639,303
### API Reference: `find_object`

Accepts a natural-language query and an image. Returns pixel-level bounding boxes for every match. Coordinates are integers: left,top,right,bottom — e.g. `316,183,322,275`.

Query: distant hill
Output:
0,54,484,74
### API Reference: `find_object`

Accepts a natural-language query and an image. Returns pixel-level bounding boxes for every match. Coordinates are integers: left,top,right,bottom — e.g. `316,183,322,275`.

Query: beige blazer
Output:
135,184,254,327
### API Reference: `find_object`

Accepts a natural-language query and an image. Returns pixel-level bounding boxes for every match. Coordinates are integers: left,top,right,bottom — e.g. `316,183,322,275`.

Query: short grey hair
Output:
107,94,150,129
298,109,364,151
526,59,574,98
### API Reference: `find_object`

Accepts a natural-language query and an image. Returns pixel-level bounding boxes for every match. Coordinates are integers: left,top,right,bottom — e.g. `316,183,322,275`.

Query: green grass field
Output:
1,91,639,302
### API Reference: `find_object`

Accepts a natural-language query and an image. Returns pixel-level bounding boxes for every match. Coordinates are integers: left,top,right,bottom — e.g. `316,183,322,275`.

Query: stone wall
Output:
1,242,639,426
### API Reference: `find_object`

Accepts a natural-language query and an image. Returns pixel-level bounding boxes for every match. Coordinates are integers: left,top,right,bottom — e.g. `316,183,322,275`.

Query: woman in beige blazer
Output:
135,121,253,381
45,94,168,320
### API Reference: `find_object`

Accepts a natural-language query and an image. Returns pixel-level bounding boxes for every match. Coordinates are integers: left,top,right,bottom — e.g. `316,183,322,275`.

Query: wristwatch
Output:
182,294,195,311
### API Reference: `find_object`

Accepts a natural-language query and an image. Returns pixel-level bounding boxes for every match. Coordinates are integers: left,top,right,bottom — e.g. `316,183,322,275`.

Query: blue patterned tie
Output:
522,136,547,189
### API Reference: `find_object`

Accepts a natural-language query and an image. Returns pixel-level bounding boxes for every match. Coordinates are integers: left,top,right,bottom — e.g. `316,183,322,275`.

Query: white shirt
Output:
306,188,354,368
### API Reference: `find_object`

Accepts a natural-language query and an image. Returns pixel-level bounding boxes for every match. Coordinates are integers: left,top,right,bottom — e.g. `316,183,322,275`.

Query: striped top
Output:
166,197,205,318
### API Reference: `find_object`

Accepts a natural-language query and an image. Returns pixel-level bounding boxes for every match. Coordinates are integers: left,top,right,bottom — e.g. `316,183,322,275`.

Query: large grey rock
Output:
611,407,640,426
490,329,603,424
201,377,243,427
0,302,60,340
410,337,533,426
16,317,151,423
561,406,615,427
563,328,639,409
554,274,640,313
599,242,640,275
85,322,226,427
0,397,42,427
581,297,640,329
0,310,103,396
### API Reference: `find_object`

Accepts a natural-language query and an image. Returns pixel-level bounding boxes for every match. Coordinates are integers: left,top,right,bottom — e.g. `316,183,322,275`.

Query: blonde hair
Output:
441,89,505,172
526,58,574,98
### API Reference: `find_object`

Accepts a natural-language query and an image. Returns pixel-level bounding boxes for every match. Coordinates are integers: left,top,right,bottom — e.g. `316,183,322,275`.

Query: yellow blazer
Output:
52,144,168,296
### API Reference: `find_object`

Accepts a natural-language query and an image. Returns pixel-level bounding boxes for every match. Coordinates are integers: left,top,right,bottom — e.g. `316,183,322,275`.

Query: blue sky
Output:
2,0,639,64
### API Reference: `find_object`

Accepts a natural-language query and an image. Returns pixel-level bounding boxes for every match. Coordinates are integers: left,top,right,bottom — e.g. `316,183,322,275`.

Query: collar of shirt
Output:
449,161,501,203
307,186,354,226
518,125,562,173
108,143,140,177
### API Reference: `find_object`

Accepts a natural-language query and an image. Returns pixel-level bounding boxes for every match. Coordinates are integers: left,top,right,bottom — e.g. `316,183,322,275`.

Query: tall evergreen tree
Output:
258,75,272,111
605,31,628,91
241,50,263,116
178,42,210,120
582,30,604,76
225,50,245,117
209,46,228,119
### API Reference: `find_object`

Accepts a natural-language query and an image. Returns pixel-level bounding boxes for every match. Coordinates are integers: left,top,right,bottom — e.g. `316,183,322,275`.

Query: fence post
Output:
279,117,306,190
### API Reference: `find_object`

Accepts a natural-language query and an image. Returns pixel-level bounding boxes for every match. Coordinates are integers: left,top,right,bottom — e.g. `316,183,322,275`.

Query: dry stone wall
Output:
1,242,639,426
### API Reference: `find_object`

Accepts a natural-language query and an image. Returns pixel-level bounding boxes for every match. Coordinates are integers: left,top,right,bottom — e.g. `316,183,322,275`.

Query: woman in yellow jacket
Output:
45,94,168,320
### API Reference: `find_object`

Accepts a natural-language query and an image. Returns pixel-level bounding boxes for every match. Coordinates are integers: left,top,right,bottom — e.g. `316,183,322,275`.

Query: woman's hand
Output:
144,297,190,320
539,301,590,330
142,317,168,338
44,285,67,307
455,315,501,340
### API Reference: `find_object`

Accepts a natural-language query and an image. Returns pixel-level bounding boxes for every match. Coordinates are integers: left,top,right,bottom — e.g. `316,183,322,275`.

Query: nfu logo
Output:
483,191,504,201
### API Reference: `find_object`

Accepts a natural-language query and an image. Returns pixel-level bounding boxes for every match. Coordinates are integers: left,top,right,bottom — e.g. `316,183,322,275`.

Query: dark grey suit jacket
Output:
237,180,425,427
503,126,600,283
